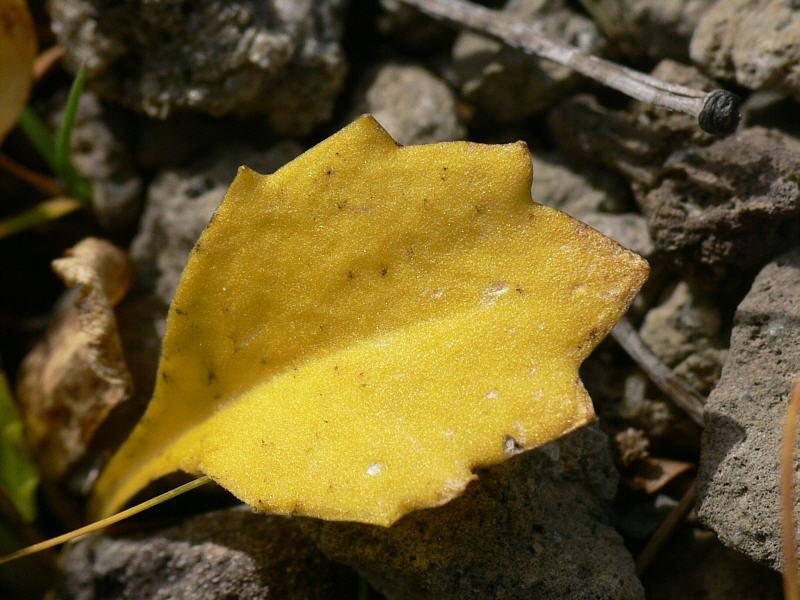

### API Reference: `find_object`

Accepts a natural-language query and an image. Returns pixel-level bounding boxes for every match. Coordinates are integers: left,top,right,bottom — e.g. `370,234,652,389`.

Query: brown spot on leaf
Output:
503,435,525,456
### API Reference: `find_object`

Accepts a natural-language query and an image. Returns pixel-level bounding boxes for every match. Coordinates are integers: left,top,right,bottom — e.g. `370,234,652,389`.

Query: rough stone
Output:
583,0,712,61
58,506,355,600
451,0,604,121
48,0,347,134
133,113,265,171
644,527,782,599
690,0,800,100
47,92,142,229
587,366,701,451
549,61,717,192
531,153,653,257
131,142,302,309
355,63,465,145
302,426,644,600
640,127,800,269
741,91,800,138
582,213,654,259
630,60,719,147
639,280,727,395
531,153,629,217
698,246,800,567
377,0,457,52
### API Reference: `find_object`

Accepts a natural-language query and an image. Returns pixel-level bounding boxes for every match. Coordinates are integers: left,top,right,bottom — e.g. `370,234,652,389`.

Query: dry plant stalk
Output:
635,480,696,575
399,0,740,134
33,46,65,82
0,476,211,566
612,316,705,426
782,376,800,600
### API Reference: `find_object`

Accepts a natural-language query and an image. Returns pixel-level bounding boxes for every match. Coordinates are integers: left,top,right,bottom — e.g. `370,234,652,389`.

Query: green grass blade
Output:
18,108,56,170
54,67,87,179
0,371,39,523
17,70,93,204
62,165,92,204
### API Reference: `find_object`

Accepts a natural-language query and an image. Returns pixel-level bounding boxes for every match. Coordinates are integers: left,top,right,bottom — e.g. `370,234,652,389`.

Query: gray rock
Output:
58,506,355,599
639,280,727,395
131,142,302,309
690,0,800,100
377,0,457,52
549,61,717,193
531,154,629,217
583,213,654,259
48,0,347,134
595,369,701,450
302,426,644,600
616,493,679,543
584,0,713,60
741,91,800,138
532,154,652,257
133,113,260,171
629,60,719,147
698,246,800,567
640,127,800,269
644,527,782,599
48,92,142,229
452,0,604,121
357,63,465,145
584,0,712,61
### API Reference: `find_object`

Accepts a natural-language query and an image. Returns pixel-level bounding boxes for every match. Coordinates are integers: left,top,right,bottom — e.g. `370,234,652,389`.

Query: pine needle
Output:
0,197,83,239
0,475,211,566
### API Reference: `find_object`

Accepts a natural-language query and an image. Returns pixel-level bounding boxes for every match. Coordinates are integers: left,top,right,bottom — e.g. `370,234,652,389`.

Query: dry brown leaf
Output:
17,238,134,479
625,456,694,495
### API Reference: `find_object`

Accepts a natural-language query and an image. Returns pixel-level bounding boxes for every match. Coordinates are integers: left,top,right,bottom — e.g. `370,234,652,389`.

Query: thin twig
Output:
399,0,740,134
0,154,60,195
0,476,212,566
611,316,704,427
781,376,800,600
0,197,84,239
34,46,65,83
636,481,696,575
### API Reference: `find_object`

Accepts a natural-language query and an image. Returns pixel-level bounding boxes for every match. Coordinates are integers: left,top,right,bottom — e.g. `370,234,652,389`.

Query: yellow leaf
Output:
0,0,35,142
91,115,648,525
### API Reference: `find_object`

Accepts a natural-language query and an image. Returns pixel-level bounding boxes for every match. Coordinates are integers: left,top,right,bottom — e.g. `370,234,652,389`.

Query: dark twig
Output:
781,376,800,600
611,317,705,427
399,0,740,134
636,481,696,575
33,46,65,83
0,154,60,196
